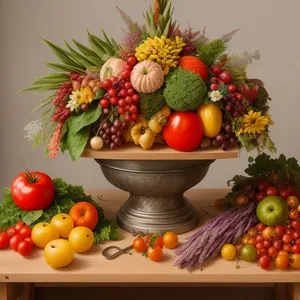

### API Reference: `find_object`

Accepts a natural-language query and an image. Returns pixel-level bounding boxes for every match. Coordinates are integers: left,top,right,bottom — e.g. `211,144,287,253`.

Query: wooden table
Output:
0,189,299,300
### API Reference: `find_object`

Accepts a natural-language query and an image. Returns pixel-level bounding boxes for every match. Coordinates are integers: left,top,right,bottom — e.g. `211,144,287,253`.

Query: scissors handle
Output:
102,245,133,260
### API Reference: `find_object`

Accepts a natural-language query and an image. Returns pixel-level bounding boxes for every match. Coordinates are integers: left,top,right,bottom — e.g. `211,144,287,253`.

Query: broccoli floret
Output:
138,88,166,120
164,68,207,111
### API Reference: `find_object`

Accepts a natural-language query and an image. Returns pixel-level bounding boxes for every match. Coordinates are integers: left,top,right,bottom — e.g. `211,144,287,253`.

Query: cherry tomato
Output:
256,242,264,250
24,237,34,251
259,255,271,270
101,79,112,90
235,92,243,101
124,64,132,71
210,66,222,76
256,223,266,232
147,245,163,262
262,227,274,240
260,248,267,255
127,57,137,66
127,88,135,96
108,88,117,98
257,180,269,192
292,220,300,229
110,76,118,83
247,237,256,246
247,227,258,237
99,98,109,108
152,236,164,249
256,192,266,202
267,246,278,258
282,234,293,244
122,70,131,79
9,234,24,252
273,240,283,251
18,240,32,257
218,71,232,84
292,244,300,254
275,255,289,270
210,83,219,91
290,254,300,269
266,186,278,196
0,233,10,249
283,243,292,252
19,226,31,238
292,231,300,240
240,245,257,262
274,225,285,238
279,189,290,200
287,185,297,195
278,250,289,259
163,232,178,249
295,239,300,245
132,237,147,253
256,234,265,243
287,196,299,208
289,209,299,220
263,240,271,248
11,172,55,211
15,221,25,232
285,228,293,235
227,84,237,93
163,112,204,152
6,227,17,238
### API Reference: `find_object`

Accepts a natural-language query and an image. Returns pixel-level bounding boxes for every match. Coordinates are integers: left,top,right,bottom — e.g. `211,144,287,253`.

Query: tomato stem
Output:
25,170,40,184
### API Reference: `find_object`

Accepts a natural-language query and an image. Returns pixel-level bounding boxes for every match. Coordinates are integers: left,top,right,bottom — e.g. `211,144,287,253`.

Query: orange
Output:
69,202,98,231
163,232,178,249
178,56,208,81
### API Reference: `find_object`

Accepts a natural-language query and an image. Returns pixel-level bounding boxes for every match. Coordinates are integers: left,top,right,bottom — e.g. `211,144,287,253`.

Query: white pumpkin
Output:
100,58,126,81
130,61,164,93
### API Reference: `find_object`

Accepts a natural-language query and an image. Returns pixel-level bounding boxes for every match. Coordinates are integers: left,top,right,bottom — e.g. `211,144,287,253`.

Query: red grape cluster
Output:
212,122,238,151
51,82,73,122
99,57,140,122
222,94,245,118
99,118,130,150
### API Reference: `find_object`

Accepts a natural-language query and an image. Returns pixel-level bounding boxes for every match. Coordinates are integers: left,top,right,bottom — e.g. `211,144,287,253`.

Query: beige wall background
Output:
0,0,300,190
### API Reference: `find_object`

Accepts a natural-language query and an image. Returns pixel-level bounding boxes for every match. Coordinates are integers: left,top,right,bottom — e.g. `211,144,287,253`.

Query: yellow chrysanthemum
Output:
77,87,95,105
238,110,270,135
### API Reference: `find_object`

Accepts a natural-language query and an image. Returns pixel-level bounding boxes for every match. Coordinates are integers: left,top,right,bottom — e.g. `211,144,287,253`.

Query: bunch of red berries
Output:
99,57,140,122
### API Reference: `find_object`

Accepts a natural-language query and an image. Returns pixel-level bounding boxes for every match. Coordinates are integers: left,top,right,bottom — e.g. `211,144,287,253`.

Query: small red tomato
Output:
147,245,163,262
273,240,283,251
122,70,131,79
256,234,265,243
282,234,293,244
129,105,138,114
9,234,24,252
292,231,300,240
124,82,132,90
256,192,266,202
259,255,271,270
257,180,269,192
118,107,126,115
228,84,237,93
99,98,109,108
124,64,132,71
286,196,299,208
127,88,135,96
110,97,119,105
247,227,258,237
234,92,243,101
263,240,271,248
125,96,133,104
292,244,300,254
268,246,278,258
255,242,264,250
119,89,128,98
274,225,285,238
218,71,232,84
132,237,147,253
283,243,292,252
260,248,267,255
18,240,32,257
289,209,299,220
101,79,112,90
279,189,290,200
132,94,140,103
6,227,17,238
127,57,137,66
292,220,300,229
256,223,266,232
210,83,219,91
210,66,222,76
15,221,25,232
295,239,300,245
0,233,10,249
131,113,138,121
164,112,204,152
109,76,118,83
24,237,34,251
266,186,278,196
108,88,117,98
19,226,31,238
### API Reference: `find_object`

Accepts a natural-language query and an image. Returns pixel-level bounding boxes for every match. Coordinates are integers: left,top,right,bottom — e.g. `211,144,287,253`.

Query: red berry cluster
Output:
51,82,73,122
99,57,140,122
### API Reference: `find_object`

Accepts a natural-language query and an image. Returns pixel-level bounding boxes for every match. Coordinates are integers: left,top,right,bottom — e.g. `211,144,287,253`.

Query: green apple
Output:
256,196,289,226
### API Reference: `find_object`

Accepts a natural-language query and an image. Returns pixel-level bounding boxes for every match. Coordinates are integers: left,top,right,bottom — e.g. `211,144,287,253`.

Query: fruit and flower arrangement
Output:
175,153,300,271
22,0,275,160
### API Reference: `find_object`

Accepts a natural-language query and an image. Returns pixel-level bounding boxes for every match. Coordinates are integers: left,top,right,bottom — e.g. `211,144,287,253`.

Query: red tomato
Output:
273,240,283,251
259,255,271,270
292,244,300,254
274,225,285,238
9,234,24,252
256,223,266,232
163,112,204,152
267,246,278,258
266,186,278,196
11,171,55,211
15,221,25,232
24,237,34,251
18,240,32,257
263,240,271,248
132,237,147,253
292,231,300,240
283,243,292,252
292,220,300,229
256,234,265,243
0,233,10,249
257,180,269,192
147,245,163,262
6,227,17,238
282,234,293,244
256,192,266,202
19,226,32,238
279,189,290,200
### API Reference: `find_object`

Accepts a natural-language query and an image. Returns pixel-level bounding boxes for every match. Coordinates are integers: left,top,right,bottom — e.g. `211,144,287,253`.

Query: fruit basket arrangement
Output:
22,0,275,160
175,153,300,271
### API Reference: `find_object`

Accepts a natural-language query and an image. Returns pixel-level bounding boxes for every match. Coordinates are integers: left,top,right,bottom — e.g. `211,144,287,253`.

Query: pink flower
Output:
48,122,63,159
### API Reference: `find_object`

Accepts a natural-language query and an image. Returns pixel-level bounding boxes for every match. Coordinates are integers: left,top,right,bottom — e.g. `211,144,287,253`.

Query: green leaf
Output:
68,103,102,135
72,39,100,59
94,89,105,100
45,63,85,74
31,74,69,86
21,210,43,225
67,126,90,161
32,93,56,112
20,84,62,93
43,39,83,68
86,56,104,67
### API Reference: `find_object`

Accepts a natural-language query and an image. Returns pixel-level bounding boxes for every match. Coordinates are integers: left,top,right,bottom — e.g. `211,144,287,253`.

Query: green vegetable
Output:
0,178,119,242
164,68,207,111
138,88,166,120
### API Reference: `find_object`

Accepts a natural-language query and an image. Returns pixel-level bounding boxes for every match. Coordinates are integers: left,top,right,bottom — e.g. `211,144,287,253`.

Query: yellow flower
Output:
78,87,95,105
238,110,270,135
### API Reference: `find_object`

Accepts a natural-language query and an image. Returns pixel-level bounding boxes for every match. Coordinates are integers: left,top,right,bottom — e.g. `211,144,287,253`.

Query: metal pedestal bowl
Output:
96,159,214,234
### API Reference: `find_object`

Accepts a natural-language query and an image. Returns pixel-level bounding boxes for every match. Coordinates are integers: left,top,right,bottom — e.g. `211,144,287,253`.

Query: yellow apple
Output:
50,213,74,238
68,226,94,253
31,222,60,248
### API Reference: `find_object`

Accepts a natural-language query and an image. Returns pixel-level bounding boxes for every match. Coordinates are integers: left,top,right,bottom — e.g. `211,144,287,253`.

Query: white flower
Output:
210,90,223,102
24,120,43,141
69,90,82,102
66,99,80,111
